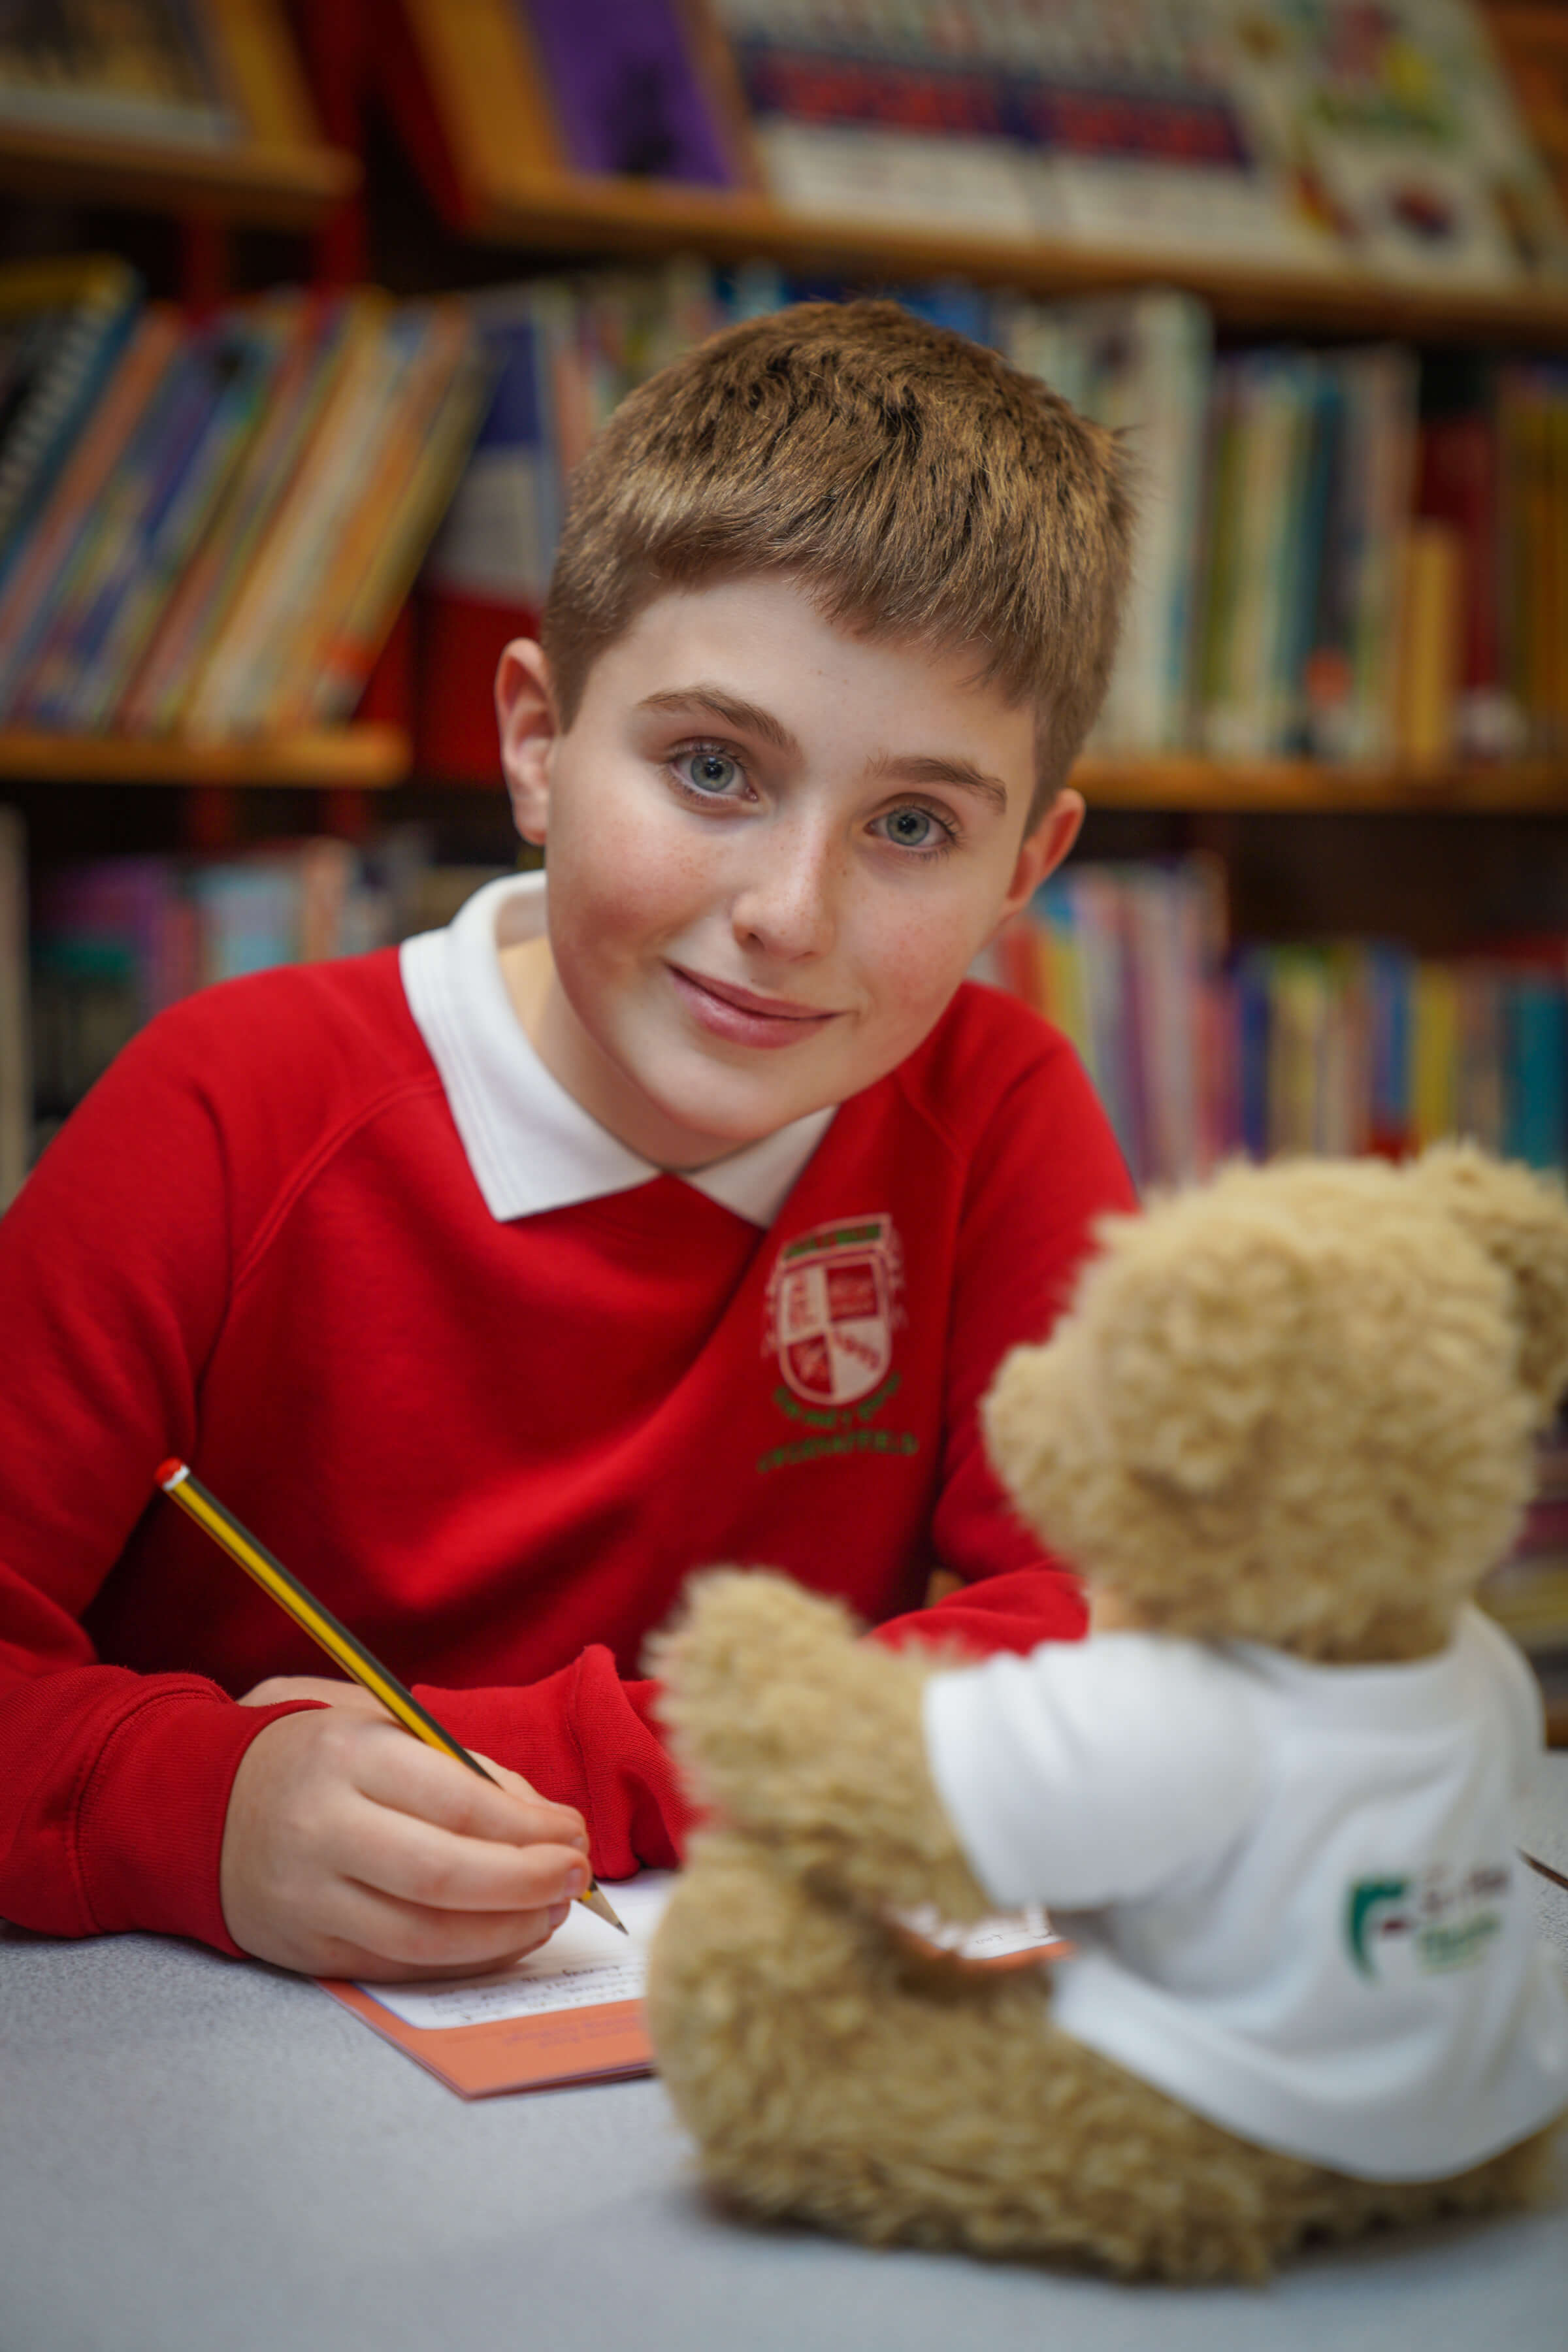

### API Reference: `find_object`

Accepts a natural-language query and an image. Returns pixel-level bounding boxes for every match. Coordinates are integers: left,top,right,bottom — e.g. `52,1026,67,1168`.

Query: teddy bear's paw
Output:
650,1568,854,1714
646,1569,861,1797
647,1570,988,1921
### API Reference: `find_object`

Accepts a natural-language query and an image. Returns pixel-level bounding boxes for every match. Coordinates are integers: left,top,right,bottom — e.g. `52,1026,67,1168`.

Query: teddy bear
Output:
643,1143,1568,2283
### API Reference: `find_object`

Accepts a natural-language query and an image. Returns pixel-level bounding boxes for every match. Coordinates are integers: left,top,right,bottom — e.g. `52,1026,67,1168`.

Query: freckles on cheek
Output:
877,913,976,1021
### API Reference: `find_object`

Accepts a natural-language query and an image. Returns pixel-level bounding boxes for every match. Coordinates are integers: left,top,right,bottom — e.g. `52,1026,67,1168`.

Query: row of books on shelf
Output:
395,0,1568,290
4,240,1567,766
23,831,481,1135
5,0,1565,295
0,257,487,741
425,262,1568,772
16,837,1567,1196
977,855,1568,1190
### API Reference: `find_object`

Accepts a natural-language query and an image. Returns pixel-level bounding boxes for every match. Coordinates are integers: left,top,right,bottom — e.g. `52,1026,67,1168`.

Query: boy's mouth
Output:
668,965,838,1048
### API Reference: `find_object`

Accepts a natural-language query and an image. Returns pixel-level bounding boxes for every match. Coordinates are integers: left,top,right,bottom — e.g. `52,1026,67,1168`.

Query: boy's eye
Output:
675,748,742,796
875,805,954,853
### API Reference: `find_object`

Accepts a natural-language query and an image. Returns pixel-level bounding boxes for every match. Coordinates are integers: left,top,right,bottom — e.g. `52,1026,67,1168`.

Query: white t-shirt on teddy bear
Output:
923,1607,1568,2180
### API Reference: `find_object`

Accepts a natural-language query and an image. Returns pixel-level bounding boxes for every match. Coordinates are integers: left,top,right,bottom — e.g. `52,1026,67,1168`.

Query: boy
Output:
0,301,1136,1983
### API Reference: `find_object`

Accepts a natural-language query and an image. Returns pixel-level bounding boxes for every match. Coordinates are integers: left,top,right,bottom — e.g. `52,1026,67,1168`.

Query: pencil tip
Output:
580,1882,629,1934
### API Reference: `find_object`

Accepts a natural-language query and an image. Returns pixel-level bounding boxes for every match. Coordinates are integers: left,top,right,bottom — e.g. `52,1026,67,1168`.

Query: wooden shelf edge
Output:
0,128,358,227
462,174,1568,345
1073,755,1568,813
0,726,409,789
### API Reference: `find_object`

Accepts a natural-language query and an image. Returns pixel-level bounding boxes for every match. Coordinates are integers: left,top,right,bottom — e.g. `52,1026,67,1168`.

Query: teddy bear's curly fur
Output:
644,1144,1568,2281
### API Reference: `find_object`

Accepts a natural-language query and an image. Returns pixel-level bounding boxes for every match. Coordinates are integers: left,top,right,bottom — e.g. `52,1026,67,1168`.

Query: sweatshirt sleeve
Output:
0,1006,304,1952
414,1654,693,1877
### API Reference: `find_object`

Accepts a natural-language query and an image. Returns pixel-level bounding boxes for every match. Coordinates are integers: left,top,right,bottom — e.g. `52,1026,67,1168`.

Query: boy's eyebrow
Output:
636,687,798,752
866,752,1010,812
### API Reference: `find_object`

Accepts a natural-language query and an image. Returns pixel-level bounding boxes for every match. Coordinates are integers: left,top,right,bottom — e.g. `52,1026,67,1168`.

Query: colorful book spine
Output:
118,294,353,734
521,0,739,184
0,306,182,715
0,255,142,578
993,869,1568,1187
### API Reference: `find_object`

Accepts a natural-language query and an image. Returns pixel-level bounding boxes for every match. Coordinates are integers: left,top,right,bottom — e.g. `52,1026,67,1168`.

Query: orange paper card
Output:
316,1872,672,2099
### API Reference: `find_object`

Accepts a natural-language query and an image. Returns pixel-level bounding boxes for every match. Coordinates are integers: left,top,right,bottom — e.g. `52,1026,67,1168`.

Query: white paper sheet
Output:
355,1872,673,2030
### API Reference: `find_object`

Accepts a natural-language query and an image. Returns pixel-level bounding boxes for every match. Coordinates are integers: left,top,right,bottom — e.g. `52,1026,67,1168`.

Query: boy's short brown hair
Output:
540,299,1135,821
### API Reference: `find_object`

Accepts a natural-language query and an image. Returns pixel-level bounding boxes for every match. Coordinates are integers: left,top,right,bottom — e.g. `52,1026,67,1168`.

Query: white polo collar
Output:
399,871,834,1228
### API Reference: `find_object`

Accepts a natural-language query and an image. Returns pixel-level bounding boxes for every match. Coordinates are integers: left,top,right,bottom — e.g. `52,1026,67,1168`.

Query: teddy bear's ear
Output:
1403,1143,1568,1417
985,1200,1311,1531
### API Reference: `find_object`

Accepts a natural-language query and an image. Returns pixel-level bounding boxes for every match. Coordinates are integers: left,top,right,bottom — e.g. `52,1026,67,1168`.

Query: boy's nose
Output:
729,820,841,960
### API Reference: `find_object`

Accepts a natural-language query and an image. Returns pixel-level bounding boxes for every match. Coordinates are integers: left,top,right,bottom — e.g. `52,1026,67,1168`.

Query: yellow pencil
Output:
155,1459,625,1934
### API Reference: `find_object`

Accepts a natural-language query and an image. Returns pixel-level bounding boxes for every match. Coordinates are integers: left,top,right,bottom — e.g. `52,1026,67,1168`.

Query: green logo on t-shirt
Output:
1345,1866,1509,1978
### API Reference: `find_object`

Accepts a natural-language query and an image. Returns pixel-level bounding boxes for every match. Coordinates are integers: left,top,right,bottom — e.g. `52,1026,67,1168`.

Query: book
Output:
715,1,1039,238
118,293,353,734
0,0,240,148
177,294,421,734
516,0,745,185
0,255,142,578
28,835,427,1124
1221,0,1568,287
287,308,490,731
710,0,1568,282
66,304,294,728
0,304,182,716
1416,361,1524,759
423,283,562,616
5,321,235,726
1000,290,1213,755
1390,519,1463,765
0,0,337,172
994,874,1568,1186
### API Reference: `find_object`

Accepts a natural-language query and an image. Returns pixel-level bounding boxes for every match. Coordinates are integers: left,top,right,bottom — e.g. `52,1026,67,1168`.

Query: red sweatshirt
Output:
0,897,1133,1954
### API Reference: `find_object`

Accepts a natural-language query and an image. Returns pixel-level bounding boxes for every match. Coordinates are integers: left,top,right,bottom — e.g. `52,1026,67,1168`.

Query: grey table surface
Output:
3,1757,1566,2352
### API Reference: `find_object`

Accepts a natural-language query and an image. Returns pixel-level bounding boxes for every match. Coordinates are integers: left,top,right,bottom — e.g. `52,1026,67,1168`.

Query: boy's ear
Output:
994,787,1084,929
495,639,559,843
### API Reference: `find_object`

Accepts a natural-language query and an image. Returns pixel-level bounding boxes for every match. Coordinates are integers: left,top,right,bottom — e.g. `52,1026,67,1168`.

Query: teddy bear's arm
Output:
648,1571,995,1925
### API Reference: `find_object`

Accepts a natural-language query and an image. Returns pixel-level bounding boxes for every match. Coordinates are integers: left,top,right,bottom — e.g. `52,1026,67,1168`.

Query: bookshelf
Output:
1075,757,1568,816
398,172,1568,350
0,726,408,791
0,123,354,229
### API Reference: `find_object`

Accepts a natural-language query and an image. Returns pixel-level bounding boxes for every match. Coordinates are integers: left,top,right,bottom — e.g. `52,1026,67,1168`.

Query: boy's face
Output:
498,576,1082,1170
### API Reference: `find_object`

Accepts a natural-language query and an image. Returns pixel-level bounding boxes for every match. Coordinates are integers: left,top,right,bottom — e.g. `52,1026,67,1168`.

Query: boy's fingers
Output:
340,1803,589,1916
323,1885,572,1979
344,1719,589,1852
467,1749,546,1802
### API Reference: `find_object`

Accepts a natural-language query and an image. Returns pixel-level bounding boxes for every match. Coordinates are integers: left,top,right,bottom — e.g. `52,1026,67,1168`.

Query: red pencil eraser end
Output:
155,1458,186,1490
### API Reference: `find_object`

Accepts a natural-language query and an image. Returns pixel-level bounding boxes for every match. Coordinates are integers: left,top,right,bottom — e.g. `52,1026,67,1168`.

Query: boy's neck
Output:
498,933,555,1053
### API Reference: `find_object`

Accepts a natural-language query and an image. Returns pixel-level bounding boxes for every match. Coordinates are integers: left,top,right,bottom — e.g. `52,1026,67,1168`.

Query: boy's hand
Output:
221,1682,591,1981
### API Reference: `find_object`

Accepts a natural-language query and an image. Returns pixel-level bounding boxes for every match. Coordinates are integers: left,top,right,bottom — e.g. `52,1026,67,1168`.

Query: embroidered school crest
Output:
765,1215,904,1407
